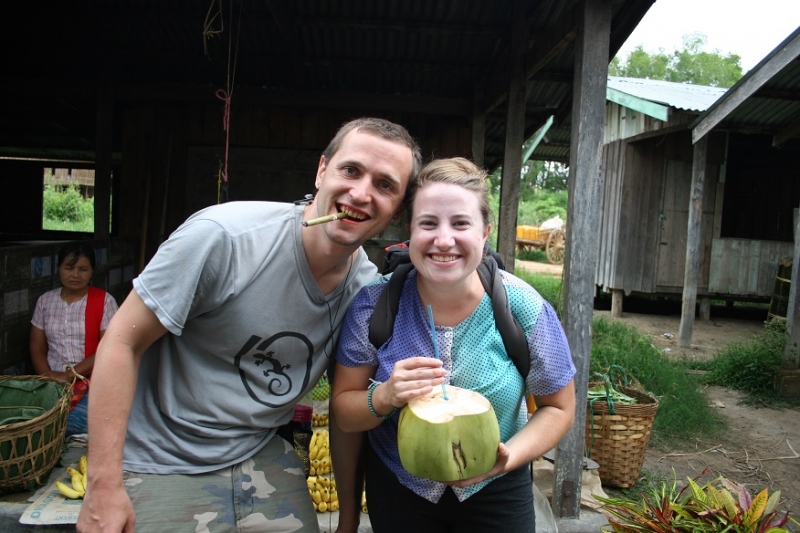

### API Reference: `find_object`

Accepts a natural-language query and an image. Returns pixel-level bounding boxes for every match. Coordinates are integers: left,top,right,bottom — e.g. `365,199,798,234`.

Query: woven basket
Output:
0,375,71,494
585,385,659,488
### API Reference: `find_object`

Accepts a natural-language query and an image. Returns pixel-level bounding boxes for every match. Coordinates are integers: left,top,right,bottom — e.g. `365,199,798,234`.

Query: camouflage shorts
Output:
123,436,320,532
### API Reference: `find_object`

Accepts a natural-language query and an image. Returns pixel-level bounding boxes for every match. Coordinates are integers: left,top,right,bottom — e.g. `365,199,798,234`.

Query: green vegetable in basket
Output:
587,385,638,404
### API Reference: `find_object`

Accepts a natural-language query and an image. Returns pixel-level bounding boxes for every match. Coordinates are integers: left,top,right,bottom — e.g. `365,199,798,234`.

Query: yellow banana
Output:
311,490,322,505
318,501,328,512
330,500,339,512
321,487,330,503
69,470,86,495
56,480,84,499
79,455,88,476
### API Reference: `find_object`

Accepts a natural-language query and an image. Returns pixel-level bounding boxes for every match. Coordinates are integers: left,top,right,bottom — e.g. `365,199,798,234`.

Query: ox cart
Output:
515,225,566,265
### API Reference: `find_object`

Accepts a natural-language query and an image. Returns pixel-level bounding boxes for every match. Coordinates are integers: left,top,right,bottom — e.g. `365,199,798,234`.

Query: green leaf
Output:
764,491,781,515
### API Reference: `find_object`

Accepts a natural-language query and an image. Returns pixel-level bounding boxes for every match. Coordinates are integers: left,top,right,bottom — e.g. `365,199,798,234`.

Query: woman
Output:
30,243,119,436
332,157,576,533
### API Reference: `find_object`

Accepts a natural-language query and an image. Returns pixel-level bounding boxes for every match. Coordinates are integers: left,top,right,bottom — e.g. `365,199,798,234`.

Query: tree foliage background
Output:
609,32,743,88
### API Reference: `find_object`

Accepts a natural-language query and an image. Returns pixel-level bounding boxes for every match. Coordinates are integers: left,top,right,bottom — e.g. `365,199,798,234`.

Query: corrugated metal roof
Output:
692,27,800,143
607,76,727,112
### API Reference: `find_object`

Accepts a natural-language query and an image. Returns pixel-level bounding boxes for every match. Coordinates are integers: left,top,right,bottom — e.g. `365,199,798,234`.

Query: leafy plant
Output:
702,320,794,406
596,468,798,532
42,183,95,232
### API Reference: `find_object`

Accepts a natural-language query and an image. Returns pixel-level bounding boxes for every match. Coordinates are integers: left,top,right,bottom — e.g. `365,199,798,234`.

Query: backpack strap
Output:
475,257,530,379
368,254,530,380
368,262,414,350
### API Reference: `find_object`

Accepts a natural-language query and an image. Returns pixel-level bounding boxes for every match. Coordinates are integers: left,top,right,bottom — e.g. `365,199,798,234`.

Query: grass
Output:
515,263,726,448
692,320,800,408
515,270,563,314
591,317,726,447
517,248,548,263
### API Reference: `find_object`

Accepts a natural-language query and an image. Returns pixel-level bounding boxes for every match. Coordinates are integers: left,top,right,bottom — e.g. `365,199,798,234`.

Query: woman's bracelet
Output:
367,379,398,420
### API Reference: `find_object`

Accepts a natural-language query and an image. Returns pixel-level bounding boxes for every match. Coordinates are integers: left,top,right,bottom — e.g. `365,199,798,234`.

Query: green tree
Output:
610,33,743,88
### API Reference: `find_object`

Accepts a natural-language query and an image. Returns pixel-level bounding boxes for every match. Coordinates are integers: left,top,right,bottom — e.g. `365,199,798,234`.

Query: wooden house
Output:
597,70,799,324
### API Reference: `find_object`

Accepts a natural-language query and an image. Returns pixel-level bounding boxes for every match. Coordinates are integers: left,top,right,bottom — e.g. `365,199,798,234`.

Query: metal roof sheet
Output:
607,76,727,112
692,27,800,143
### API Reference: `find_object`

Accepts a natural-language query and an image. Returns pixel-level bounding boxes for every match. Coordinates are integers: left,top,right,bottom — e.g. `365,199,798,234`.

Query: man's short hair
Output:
322,118,423,192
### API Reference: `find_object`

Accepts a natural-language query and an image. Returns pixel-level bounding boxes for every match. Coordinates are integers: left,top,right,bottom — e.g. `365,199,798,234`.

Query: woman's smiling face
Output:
408,182,489,286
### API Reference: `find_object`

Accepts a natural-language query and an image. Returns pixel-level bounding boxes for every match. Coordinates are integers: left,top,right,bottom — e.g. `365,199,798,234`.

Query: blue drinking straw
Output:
427,305,448,400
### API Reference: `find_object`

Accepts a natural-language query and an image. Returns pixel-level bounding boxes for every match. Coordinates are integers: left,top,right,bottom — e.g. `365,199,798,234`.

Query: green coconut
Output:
397,384,500,482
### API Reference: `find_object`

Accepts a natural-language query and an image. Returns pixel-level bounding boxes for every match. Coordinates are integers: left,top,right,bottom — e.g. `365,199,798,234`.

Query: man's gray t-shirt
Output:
125,201,377,474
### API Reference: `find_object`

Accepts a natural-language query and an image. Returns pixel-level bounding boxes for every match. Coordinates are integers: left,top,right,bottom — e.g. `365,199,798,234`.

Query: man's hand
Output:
76,482,135,533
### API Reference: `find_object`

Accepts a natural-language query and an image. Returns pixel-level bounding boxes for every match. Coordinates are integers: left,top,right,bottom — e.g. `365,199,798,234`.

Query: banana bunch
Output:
308,428,331,476
361,489,368,514
307,475,339,512
56,455,88,500
312,412,329,427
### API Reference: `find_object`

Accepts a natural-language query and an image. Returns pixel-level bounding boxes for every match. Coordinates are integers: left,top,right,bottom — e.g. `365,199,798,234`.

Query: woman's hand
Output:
378,357,447,409
445,442,511,488
42,370,70,382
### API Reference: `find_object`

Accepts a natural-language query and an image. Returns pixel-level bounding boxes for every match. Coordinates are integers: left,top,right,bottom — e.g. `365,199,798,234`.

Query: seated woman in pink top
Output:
30,243,118,436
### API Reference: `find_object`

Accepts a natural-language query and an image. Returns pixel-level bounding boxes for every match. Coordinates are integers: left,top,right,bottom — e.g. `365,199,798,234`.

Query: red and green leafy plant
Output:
595,468,799,532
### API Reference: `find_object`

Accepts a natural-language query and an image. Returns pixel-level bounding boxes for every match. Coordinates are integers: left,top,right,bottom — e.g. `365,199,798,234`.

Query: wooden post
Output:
611,289,623,318
552,0,610,520
678,136,708,348
783,205,800,368
699,297,711,321
94,81,113,239
496,0,527,273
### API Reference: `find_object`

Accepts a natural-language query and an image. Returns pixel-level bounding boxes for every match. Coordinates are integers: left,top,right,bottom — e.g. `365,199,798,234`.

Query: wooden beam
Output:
693,30,800,143
773,115,800,147
606,87,670,121
783,206,800,368
525,9,577,79
301,17,505,39
522,116,554,164
678,136,708,347
496,0,527,273
94,81,113,239
552,0,610,520
4,79,473,117
481,2,575,115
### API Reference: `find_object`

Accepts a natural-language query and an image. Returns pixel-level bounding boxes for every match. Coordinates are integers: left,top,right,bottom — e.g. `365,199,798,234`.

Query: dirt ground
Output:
516,260,800,516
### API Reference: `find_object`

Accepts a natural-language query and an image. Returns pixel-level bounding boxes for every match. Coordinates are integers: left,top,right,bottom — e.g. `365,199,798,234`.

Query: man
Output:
76,117,421,533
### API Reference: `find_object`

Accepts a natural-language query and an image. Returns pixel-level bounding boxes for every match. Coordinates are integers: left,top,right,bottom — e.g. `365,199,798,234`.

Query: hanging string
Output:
202,0,224,58
214,0,242,202
215,88,232,190
217,164,229,204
